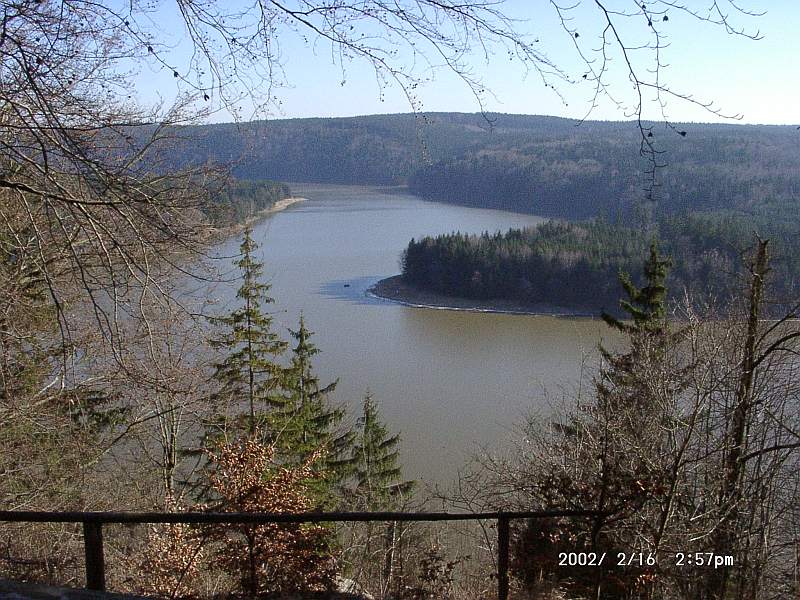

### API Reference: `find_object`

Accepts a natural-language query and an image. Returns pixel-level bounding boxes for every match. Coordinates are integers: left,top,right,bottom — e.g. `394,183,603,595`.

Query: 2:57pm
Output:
676,552,734,568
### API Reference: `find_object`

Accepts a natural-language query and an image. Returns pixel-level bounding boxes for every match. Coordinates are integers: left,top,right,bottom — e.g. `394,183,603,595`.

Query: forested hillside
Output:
187,113,800,314
176,113,800,221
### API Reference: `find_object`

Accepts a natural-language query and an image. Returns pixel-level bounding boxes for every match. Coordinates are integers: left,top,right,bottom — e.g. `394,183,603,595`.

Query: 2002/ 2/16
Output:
558,552,734,568
558,552,657,567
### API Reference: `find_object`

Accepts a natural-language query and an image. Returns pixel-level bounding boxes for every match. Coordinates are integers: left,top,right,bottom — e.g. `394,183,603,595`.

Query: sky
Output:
130,1,798,126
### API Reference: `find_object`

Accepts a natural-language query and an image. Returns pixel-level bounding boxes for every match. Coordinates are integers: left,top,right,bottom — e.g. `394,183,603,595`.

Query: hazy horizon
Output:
191,110,800,128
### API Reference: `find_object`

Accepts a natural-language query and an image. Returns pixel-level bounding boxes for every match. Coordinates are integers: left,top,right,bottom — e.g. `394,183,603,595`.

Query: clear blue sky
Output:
131,1,798,125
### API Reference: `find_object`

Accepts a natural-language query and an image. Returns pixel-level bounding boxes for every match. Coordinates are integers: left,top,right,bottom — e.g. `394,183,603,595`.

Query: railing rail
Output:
0,509,600,599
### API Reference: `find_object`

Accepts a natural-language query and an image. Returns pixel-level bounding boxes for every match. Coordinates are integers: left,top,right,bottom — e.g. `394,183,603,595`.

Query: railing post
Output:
497,513,509,600
83,521,106,591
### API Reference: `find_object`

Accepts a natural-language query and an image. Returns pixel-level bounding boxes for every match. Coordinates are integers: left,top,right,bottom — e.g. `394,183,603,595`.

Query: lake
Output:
210,184,617,486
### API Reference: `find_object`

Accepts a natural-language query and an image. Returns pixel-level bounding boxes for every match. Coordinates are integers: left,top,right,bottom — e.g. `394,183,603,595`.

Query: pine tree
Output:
207,226,288,437
597,241,672,412
347,393,414,596
350,393,414,510
601,241,671,338
267,313,352,506
589,242,676,593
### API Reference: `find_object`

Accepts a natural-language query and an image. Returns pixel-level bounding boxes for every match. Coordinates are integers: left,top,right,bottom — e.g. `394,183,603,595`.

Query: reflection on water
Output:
209,183,617,485
319,276,387,306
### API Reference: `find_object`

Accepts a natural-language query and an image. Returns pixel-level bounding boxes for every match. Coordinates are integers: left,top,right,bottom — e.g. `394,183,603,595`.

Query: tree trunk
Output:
383,520,397,591
705,239,768,600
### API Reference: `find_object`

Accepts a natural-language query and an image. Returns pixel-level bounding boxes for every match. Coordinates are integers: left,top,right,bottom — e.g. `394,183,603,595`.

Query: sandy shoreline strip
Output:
227,196,306,232
367,275,596,318
263,196,306,215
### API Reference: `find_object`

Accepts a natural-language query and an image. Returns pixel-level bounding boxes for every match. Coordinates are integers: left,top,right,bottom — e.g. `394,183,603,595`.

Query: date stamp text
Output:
557,552,735,569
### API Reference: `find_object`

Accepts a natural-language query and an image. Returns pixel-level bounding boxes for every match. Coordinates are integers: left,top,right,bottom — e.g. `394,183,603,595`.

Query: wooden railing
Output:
0,509,600,599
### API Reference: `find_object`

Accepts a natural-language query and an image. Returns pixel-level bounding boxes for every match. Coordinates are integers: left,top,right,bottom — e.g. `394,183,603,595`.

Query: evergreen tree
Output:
350,393,414,510
345,393,414,597
207,226,288,437
597,241,673,412
267,313,353,506
601,241,671,337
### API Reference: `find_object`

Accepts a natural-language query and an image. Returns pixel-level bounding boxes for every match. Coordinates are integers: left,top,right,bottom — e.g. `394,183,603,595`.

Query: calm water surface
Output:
210,184,616,485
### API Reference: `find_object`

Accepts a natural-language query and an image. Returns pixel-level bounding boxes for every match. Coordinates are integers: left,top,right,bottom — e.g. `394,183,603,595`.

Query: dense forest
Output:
401,213,800,315
174,113,800,221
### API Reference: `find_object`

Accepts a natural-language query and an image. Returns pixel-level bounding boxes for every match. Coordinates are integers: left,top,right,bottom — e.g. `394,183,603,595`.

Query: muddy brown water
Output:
207,184,618,486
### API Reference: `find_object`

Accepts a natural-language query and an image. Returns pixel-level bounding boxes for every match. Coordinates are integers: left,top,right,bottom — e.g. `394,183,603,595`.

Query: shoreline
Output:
264,196,306,215
225,196,307,235
368,275,597,318
248,196,306,223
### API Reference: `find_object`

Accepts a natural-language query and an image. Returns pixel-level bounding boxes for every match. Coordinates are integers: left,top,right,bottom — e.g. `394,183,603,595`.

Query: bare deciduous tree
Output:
455,241,800,599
